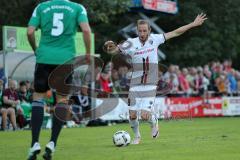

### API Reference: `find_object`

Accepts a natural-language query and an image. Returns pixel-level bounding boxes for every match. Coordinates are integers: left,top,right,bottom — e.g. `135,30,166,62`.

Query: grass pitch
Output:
0,117,239,160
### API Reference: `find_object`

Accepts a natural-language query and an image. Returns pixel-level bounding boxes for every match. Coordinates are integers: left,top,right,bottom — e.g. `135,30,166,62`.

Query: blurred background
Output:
1,0,240,67
0,0,240,129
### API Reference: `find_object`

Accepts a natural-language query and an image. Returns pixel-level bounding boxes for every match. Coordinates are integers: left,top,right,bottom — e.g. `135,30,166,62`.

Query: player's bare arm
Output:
27,26,37,52
80,22,92,54
164,13,207,41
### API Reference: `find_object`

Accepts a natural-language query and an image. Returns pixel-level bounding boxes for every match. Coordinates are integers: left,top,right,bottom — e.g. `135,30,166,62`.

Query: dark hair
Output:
19,81,27,87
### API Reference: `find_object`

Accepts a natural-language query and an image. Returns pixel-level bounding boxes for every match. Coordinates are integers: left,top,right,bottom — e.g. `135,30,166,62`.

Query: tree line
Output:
1,0,240,68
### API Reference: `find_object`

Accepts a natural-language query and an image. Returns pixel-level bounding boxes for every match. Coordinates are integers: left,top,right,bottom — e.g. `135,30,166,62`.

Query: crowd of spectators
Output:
96,59,240,97
1,59,240,130
0,79,56,131
161,60,240,96
0,80,32,130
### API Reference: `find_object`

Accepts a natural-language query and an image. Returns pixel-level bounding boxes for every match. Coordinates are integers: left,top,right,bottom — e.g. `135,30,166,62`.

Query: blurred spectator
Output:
0,79,3,105
0,80,4,128
198,69,209,96
25,80,34,103
223,59,232,72
70,84,91,124
186,67,197,93
96,65,113,97
99,70,113,93
215,72,228,95
227,69,237,94
18,81,31,103
163,65,179,93
18,81,32,127
1,80,19,130
178,68,190,94
111,69,122,93
118,66,129,91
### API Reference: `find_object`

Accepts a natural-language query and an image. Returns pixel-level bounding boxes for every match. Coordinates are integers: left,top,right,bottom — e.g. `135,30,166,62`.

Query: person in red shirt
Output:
178,68,190,94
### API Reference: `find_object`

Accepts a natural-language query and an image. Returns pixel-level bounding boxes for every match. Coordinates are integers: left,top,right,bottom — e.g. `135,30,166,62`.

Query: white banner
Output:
99,97,166,120
222,97,240,116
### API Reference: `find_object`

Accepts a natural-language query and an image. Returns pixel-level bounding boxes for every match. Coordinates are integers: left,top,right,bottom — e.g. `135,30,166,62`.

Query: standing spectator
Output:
2,79,20,130
227,69,237,94
223,59,232,72
198,70,210,96
178,68,190,95
186,67,197,94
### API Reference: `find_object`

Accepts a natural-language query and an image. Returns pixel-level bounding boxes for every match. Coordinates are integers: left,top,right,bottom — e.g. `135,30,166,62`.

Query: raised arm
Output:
164,13,207,41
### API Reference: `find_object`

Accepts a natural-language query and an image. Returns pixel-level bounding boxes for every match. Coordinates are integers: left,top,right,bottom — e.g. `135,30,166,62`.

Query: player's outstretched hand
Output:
103,41,119,55
192,13,207,27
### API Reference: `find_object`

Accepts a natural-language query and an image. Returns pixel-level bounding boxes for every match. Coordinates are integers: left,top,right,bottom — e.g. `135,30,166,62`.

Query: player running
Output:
104,13,207,144
27,0,91,159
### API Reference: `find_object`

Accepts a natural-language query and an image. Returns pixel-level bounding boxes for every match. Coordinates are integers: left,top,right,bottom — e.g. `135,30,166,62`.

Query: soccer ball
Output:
112,130,131,147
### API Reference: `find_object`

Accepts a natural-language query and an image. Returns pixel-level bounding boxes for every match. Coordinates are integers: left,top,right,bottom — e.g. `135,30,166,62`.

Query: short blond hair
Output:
137,19,151,29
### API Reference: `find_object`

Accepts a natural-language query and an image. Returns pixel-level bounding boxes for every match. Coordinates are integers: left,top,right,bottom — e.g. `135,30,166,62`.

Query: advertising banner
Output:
142,0,178,14
3,26,95,54
222,97,240,116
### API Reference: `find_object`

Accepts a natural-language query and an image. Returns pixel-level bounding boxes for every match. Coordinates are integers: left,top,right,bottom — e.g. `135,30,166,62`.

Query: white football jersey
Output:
119,34,165,85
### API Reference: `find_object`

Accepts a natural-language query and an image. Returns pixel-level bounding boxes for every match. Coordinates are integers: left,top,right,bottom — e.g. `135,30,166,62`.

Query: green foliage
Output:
160,0,240,67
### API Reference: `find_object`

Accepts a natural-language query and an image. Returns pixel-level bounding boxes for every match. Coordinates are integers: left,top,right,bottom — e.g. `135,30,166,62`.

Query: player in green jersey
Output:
27,0,92,160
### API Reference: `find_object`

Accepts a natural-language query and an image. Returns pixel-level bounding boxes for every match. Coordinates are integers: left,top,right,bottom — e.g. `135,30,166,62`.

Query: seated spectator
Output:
18,81,31,103
0,79,3,105
18,81,32,123
1,79,20,130
25,80,34,103
70,85,91,124
0,79,4,130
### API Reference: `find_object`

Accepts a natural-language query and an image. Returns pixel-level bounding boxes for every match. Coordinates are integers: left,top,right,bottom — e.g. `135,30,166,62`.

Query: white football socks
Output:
149,114,158,128
129,119,140,138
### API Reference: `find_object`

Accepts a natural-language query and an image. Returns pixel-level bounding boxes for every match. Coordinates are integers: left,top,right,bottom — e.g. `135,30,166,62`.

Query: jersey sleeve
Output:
118,38,135,55
152,34,166,46
77,4,89,23
28,4,41,28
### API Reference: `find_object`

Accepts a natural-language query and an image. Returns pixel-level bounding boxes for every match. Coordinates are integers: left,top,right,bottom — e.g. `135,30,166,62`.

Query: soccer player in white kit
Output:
104,13,207,144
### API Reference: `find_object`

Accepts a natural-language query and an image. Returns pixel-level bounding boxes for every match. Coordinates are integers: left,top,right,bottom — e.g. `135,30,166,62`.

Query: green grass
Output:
0,117,240,160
